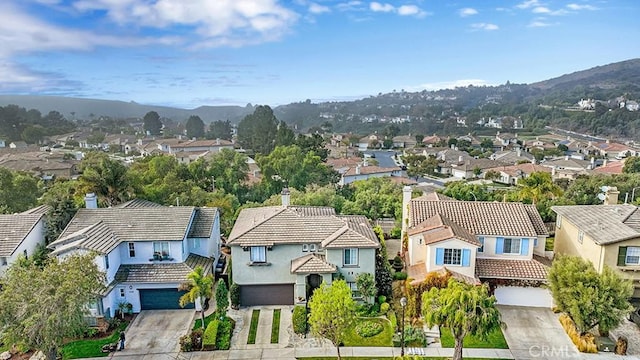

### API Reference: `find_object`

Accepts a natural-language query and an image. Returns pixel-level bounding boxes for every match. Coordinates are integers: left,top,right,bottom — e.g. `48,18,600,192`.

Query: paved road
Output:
362,150,400,168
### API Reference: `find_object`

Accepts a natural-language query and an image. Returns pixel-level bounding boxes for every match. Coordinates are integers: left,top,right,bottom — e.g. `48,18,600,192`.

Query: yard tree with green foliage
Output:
208,119,233,140
78,151,132,207
548,255,633,335
0,167,42,214
308,280,357,360
355,273,376,304
237,105,279,154
143,111,162,135
623,156,640,173
179,266,215,330
0,253,106,360
515,171,563,204
215,279,229,316
341,177,403,220
185,115,205,139
373,226,393,298
422,280,502,360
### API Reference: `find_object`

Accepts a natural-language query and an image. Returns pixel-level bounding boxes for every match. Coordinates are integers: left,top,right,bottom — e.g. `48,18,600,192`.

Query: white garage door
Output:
494,286,553,308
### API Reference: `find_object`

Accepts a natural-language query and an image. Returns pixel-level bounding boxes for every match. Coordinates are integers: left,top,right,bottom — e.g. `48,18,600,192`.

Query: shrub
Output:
202,320,219,351
229,283,240,309
180,328,203,352
559,314,597,353
191,328,203,350
403,325,428,347
355,320,384,337
388,310,397,332
393,271,408,280
377,295,387,304
389,226,401,239
215,279,229,316
380,302,390,314
293,305,307,334
215,317,234,350
179,334,193,352
392,255,404,272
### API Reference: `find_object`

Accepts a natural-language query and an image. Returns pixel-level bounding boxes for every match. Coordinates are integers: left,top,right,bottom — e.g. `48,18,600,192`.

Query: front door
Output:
306,274,323,299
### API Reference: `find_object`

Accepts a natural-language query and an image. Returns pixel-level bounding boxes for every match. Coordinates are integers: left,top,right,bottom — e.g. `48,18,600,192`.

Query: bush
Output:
179,334,193,352
180,328,203,352
388,310,397,332
559,314,597,353
355,320,384,337
215,317,234,350
230,283,240,309
377,295,387,304
393,271,408,280
392,256,404,272
202,320,219,351
293,305,307,334
390,226,401,239
380,302,390,314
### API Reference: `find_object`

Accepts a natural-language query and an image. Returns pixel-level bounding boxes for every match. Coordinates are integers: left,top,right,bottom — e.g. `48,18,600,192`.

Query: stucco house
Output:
0,205,48,276
552,188,640,298
47,194,220,320
227,191,379,306
338,163,402,185
401,187,552,307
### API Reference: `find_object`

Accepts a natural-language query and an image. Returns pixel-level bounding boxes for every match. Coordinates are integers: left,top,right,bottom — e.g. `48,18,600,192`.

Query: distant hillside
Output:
531,58,640,92
0,95,253,123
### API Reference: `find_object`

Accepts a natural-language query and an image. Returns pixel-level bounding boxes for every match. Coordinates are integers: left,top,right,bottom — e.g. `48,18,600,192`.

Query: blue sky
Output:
1,0,638,108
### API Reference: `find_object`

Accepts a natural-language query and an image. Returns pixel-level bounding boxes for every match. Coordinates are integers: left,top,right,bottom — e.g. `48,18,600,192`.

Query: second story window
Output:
104,255,109,269
0,257,7,266
444,249,462,265
478,237,484,253
344,248,358,266
153,241,170,260
627,247,640,265
503,238,521,254
128,242,135,257
250,246,266,263
302,244,309,252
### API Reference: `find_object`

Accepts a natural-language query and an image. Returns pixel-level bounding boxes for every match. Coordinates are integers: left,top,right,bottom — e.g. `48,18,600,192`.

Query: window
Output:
478,237,484,253
344,248,358,266
347,282,360,298
104,255,109,269
192,238,201,249
310,244,317,252
250,246,266,263
120,288,125,297
578,231,584,244
302,244,309,252
153,241,170,259
128,242,135,257
503,238,521,254
626,247,640,265
444,249,462,265
0,257,7,266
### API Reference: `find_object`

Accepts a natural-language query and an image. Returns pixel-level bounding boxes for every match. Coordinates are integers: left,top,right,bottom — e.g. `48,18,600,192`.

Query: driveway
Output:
112,309,195,359
499,305,577,360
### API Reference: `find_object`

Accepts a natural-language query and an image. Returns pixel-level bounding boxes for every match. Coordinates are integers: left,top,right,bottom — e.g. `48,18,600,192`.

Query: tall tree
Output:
516,171,563,204
275,121,296,147
0,168,41,214
237,105,279,154
308,280,356,360
185,115,205,139
78,152,132,207
208,120,232,140
341,177,403,220
41,180,81,244
623,156,640,173
143,111,162,135
296,133,329,161
373,226,393,298
215,279,229,316
179,266,214,330
422,280,502,360
0,253,106,360
548,255,633,335
355,273,376,304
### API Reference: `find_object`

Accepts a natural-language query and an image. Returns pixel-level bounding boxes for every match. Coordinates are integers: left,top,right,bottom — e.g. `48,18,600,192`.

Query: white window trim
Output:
250,246,267,263
626,247,640,265
302,244,309,252
153,241,171,259
344,248,359,266
503,238,521,255
443,248,462,266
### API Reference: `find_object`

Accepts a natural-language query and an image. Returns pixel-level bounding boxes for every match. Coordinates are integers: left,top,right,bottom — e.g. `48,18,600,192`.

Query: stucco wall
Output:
117,240,186,265
554,215,605,271
425,238,477,279
326,248,376,283
476,235,534,260
1,218,46,276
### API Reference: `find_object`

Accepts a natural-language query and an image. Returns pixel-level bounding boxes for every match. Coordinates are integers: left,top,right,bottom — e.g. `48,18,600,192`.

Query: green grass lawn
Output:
247,309,260,345
439,327,508,349
194,313,216,330
271,309,281,344
61,322,128,359
545,237,554,251
343,317,393,347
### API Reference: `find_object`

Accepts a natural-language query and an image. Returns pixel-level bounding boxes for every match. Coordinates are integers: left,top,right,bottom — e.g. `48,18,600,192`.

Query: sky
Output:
1,0,638,109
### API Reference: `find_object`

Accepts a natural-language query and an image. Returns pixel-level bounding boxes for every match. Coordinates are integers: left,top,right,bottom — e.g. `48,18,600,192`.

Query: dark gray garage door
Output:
139,288,195,310
240,284,294,306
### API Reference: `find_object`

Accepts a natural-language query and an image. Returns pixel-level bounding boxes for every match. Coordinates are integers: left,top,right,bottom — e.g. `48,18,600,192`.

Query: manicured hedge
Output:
202,320,219,351
293,305,307,334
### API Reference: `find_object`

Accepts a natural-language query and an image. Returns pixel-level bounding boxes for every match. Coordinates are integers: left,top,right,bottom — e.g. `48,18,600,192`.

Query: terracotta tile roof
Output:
486,163,551,177
407,264,480,286
475,258,548,280
228,206,379,249
408,214,481,246
343,165,400,176
0,210,45,257
115,254,214,283
552,204,640,245
415,192,455,202
524,204,549,236
291,254,336,274
326,157,362,168
409,199,546,237
593,160,624,174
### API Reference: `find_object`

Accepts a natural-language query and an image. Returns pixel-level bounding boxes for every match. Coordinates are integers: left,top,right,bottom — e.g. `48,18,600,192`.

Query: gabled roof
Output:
409,198,547,237
408,214,481,246
0,207,46,257
114,254,214,283
476,258,548,280
291,254,336,274
117,198,166,208
552,204,640,245
188,208,218,238
228,206,379,249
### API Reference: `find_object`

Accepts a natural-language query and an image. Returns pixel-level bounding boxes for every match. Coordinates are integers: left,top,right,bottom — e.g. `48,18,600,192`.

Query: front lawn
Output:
271,309,281,344
61,321,128,359
194,313,215,330
247,309,260,345
439,326,508,349
342,317,393,347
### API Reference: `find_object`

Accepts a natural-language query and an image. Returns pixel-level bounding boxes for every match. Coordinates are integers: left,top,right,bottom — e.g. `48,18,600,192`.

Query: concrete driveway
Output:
499,305,577,360
112,309,195,359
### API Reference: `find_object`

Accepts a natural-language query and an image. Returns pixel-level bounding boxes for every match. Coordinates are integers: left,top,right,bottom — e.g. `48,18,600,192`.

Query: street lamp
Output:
400,297,407,356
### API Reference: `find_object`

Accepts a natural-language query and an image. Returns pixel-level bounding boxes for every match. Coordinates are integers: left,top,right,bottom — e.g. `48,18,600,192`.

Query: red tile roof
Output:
475,258,548,280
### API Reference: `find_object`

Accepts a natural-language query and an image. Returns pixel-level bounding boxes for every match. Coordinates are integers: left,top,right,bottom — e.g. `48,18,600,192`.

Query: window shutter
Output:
435,248,444,265
496,237,504,254
618,247,628,266
521,239,529,256
462,249,471,267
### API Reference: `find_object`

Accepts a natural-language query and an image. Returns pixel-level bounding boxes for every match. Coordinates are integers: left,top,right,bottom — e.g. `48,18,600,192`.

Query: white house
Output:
339,163,402,185
47,195,220,319
0,205,48,276
227,190,379,306
401,187,552,307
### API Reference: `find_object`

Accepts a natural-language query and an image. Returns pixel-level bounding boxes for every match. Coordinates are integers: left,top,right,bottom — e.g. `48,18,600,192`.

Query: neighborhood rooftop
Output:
552,204,640,245
0,210,46,257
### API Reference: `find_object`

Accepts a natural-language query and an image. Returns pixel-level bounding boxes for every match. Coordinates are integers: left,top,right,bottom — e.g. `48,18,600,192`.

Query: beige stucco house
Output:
552,189,640,298
227,191,379,306
402,187,552,307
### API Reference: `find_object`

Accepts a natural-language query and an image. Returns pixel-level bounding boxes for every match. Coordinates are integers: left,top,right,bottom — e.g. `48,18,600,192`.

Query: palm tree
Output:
179,266,214,329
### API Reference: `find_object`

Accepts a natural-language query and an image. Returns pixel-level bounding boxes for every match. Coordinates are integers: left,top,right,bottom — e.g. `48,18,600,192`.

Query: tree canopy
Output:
78,152,132,207
237,105,279,154
143,111,162,135
0,168,42,214
185,115,205,139
208,120,232,140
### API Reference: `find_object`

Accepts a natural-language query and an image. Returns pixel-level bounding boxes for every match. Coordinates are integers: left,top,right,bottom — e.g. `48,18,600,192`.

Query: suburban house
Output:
552,187,640,298
227,191,380,306
392,135,417,149
540,156,592,180
47,194,221,319
0,205,48,276
358,134,383,150
401,187,552,307
485,163,551,185
338,163,402,185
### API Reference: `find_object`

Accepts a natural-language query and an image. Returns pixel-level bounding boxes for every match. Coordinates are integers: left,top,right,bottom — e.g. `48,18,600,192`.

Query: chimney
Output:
216,138,220,145
355,165,361,175
84,193,98,209
516,148,521,157
603,158,608,167
281,187,290,207
565,155,569,161
604,186,619,205
458,155,463,163
551,166,556,176
401,186,413,240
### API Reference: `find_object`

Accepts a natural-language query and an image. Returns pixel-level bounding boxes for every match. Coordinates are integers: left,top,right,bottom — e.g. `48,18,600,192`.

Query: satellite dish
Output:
600,186,610,192
597,193,606,201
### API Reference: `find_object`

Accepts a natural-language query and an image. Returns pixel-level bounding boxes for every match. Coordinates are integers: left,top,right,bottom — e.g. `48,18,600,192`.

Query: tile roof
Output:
114,254,214,283
409,199,546,237
291,254,336,274
228,206,379,249
21,204,51,216
49,221,119,255
552,204,640,245
486,163,551,177
117,198,166,208
188,208,218,238
593,160,624,174
475,258,548,280
408,214,481,246
406,265,480,286
343,165,400,176
0,210,45,257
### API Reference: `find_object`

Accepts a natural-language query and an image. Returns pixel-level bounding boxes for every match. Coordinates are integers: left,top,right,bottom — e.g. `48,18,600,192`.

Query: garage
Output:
139,288,195,310
240,284,294,306
494,286,553,308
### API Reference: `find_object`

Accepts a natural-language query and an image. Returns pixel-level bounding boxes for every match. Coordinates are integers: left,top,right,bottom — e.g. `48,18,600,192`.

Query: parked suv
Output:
630,307,640,327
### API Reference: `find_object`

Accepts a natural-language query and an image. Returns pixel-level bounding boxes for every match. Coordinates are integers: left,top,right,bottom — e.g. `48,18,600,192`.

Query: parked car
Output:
630,307,640,327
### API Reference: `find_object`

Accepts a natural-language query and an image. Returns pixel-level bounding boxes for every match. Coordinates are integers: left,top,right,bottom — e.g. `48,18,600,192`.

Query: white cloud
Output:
459,7,478,17
567,3,597,11
532,6,550,13
336,1,363,11
309,3,330,14
516,0,540,9
528,20,552,27
398,5,426,17
471,23,499,31
370,2,394,13
406,79,493,92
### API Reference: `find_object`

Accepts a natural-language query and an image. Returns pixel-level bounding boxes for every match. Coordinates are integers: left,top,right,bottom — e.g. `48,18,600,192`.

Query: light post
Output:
400,296,407,356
